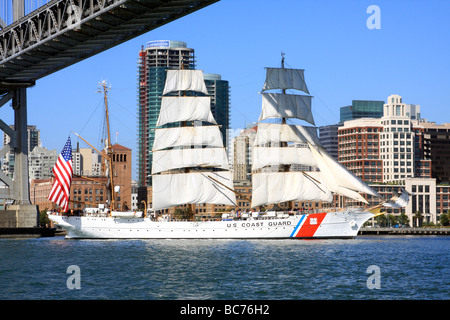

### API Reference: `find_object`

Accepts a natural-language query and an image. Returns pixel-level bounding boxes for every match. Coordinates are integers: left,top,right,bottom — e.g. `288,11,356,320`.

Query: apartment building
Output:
338,118,383,183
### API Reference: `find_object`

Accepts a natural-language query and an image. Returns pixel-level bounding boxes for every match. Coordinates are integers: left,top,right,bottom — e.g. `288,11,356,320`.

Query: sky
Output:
1,0,449,180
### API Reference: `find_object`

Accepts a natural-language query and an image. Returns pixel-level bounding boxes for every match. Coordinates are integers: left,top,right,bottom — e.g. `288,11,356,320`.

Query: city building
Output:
338,118,383,183
137,40,230,187
335,94,450,226
414,120,450,184
322,100,385,162
137,40,195,187
381,94,421,183
31,176,108,212
340,100,384,123
28,146,57,180
232,125,257,181
319,124,340,160
204,73,231,146
338,95,427,184
72,147,102,177
131,181,139,211
104,144,132,210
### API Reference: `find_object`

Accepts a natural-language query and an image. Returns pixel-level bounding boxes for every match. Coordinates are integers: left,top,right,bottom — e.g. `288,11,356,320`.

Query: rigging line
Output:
107,97,136,135
283,60,339,125
79,97,103,136
309,88,340,125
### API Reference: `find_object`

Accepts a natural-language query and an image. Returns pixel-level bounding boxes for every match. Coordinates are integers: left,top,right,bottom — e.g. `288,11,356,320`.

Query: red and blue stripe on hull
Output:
290,212,328,238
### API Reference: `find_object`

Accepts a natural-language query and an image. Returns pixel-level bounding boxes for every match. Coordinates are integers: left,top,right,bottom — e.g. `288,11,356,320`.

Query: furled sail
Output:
251,171,333,208
152,172,236,211
162,70,209,95
259,93,314,125
156,96,216,127
261,67,309,94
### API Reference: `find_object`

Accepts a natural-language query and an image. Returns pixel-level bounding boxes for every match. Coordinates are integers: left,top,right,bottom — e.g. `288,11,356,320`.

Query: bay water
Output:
0,235,448,301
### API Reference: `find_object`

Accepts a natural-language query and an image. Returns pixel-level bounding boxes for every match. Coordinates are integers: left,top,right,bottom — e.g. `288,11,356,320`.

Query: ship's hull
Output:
48,210,374,239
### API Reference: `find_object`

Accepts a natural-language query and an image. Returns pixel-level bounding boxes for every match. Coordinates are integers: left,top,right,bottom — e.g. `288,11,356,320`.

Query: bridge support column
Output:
0,84,38,228
12,87,31,205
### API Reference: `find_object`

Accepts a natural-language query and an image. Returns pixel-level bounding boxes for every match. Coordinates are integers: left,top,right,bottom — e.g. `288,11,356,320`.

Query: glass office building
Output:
340,100,384,123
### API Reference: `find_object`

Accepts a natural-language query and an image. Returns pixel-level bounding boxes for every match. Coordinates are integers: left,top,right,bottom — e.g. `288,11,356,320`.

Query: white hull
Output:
48,210,374,239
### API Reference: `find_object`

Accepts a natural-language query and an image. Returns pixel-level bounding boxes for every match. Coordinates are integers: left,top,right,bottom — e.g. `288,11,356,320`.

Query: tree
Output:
440,212,449,226
398,212,409,227
387,214,398,227
39,208,50,227
174,208,190,220
413,211,423,227
376,214,387,227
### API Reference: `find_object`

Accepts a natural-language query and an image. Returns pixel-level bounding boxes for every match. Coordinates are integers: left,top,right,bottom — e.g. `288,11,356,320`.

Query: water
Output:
0,235,448,300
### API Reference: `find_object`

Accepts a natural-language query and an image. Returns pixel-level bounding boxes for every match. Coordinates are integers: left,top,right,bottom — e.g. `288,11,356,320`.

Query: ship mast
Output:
281,52,286,126
98,81,116,211
280,52,293,210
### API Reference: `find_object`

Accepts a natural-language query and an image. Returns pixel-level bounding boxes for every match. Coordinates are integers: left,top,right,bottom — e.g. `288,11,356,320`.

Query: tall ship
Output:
48,60,408,239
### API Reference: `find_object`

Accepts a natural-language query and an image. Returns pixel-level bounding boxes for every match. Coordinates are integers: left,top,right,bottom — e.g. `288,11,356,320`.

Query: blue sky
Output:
1,0,449,180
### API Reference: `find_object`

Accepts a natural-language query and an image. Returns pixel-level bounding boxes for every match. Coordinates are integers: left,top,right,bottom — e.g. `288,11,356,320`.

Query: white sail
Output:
318,146,380,198
253,123,319,146
152,126,224,151
152,68,236,211
308,143,380,204
156,96,216,127
261,67,309,94
152,171,236,211
259,93,314,125
251,146,317,171
162,70,209,95
152,148,229,174
251,171,333,208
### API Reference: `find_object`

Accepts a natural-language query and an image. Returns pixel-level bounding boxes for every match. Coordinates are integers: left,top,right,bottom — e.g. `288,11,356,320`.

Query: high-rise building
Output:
381,94,420,183
204,73,230,146
137,40,230,187
28,146,57,180
414,120,450,184
137,40,195,187
232,125,257,181
340,100,384,123
338,118,383,183
318,124,339,160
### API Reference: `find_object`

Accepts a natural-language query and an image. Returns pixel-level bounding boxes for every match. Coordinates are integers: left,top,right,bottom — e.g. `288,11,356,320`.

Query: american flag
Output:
48,137,73,212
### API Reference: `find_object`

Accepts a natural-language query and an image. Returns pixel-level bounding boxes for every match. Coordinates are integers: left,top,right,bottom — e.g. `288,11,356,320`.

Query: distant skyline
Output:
0,0,449,180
